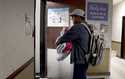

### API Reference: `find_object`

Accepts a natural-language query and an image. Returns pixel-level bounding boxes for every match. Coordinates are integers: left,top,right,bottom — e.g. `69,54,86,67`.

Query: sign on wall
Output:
48,8,69,27
86,0,109,25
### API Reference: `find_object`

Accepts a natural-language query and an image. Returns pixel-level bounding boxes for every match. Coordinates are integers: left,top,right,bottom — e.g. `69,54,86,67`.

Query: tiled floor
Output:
46,49,125,79
110,55,125,79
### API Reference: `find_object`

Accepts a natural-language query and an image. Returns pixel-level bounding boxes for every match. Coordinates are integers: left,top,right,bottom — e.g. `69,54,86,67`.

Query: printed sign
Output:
86,1,109,24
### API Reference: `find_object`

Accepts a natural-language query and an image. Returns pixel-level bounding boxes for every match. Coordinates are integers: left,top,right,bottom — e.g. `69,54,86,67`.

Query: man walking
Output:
56,9,90,79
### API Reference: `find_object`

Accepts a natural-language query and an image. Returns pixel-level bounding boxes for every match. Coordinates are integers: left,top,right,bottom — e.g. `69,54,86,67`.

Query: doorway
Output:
121,16,125,58
35,0,112,79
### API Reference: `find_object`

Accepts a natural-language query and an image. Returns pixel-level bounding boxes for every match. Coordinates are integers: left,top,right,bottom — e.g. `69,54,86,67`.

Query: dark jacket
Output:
56,23,90,64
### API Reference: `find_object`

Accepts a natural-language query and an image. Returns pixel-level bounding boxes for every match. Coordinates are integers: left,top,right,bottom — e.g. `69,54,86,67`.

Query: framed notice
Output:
47,8,69,27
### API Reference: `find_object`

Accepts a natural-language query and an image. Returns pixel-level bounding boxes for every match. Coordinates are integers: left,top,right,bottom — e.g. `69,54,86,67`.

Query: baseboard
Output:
112,41,121,44
87,72,110,76
6,57,34,79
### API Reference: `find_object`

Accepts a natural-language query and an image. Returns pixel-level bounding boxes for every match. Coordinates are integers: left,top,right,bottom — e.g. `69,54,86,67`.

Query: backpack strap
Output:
81,23,91,35
81,23,93,49
81,23,93,63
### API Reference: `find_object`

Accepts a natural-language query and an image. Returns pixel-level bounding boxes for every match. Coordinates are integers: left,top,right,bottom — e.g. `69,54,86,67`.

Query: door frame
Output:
121,16,125,58
34,0,47,78
40,0,47,78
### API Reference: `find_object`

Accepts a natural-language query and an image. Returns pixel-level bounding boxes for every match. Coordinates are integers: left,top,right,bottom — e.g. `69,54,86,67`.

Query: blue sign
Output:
87,2,108,21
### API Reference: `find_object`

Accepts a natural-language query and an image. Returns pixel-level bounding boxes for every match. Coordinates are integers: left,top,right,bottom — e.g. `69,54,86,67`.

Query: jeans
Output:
73,64,88,79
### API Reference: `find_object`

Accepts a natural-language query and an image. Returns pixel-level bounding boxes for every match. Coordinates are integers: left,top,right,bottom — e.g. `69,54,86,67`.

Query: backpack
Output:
82,23,105,66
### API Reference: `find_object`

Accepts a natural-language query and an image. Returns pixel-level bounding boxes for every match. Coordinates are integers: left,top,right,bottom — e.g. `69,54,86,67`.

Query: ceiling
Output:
47,0,85,8
47,0,124,7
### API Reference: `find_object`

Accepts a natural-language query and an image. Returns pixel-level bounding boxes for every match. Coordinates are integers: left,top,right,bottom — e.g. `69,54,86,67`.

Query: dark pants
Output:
73,64,88,79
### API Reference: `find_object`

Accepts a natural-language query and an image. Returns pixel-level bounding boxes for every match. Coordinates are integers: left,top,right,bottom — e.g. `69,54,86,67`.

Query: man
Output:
56,9,90,79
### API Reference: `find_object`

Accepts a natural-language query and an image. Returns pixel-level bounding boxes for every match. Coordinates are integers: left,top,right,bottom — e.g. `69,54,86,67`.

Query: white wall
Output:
112,1,125,42
113,0,124,5
0,0,34,78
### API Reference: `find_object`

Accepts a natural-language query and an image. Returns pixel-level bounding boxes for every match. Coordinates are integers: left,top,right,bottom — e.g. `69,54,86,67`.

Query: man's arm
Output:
56,26,79,45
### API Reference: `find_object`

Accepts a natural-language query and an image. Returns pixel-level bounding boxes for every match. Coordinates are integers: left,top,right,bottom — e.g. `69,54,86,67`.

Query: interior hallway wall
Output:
0,0,4,78
112,0,125,42
0,0,34,78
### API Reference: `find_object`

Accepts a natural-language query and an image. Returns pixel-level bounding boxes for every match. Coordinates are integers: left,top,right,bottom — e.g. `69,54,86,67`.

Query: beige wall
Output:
112,0,125,42
0,0,34,78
